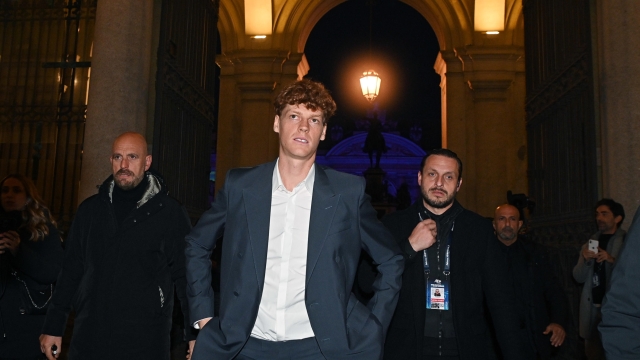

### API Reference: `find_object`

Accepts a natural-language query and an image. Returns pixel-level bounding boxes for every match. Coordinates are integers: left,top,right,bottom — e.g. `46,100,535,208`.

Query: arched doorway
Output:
215,0,526,216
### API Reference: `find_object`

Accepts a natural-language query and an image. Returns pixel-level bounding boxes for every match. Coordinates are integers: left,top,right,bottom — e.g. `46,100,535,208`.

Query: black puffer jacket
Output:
42,172,192,360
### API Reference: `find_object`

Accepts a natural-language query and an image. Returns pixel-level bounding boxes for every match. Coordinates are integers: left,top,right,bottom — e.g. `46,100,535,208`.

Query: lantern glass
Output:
360,70,381,102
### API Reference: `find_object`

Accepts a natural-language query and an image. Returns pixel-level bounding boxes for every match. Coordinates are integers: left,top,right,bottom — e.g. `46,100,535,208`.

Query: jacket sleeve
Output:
573,242,592,283
380,213,418,265
539,249,568,328
184,172,230,326
599,206,640,359
357,180,404,336
166,203,196,341
42,204,90,336
609,233,625,264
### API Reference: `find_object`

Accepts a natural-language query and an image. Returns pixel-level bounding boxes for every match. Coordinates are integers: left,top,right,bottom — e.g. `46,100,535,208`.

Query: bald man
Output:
493,204,567,359
40,132,195,360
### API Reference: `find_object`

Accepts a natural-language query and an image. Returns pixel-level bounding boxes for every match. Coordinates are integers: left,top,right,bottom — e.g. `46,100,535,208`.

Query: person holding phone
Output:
0,174,63,359
573,199,626,360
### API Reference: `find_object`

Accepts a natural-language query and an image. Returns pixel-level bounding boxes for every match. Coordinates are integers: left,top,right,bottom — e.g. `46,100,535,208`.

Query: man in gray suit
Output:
573,198,626,360
185,79,404,360
599,205,640,359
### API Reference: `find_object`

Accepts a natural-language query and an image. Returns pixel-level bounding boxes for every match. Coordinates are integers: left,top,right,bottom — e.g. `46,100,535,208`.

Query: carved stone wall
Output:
524,0,598,357
153,0,219,220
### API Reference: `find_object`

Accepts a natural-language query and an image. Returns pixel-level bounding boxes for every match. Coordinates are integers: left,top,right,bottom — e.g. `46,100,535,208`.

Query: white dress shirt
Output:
250,160,316,341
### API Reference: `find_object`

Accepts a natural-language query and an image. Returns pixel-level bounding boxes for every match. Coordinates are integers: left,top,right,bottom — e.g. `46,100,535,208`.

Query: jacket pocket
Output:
154,281,173,316
346,293,377,334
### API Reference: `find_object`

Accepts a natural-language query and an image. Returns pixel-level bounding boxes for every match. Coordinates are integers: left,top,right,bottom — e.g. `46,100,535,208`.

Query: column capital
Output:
437,46,525,102
216,50,304,97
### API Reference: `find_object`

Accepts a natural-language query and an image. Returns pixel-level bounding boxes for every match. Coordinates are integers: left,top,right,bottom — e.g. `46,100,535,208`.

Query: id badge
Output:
426,278,449,310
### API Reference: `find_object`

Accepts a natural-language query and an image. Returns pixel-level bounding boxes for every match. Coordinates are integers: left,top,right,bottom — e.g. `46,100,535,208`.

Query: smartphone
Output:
588,239,599,253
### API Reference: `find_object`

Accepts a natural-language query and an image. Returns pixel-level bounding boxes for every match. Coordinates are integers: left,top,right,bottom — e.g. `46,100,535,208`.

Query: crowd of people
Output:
0,79,638,360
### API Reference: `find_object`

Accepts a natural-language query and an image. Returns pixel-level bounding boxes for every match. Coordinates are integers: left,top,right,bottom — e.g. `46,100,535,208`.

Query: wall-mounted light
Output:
474,0,505,34
245,0,272,36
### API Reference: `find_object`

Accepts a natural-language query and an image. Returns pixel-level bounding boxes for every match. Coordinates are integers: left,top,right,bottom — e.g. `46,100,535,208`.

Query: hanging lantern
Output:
360,70,381,103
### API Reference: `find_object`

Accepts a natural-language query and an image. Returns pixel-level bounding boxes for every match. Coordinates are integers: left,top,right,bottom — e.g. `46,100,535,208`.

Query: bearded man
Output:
382,149,529,360
40,132,195,360
493,204,567,359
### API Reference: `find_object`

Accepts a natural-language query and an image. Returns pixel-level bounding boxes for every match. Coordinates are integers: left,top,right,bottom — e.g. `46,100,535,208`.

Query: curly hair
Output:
0,174,56,241
274,79,337,122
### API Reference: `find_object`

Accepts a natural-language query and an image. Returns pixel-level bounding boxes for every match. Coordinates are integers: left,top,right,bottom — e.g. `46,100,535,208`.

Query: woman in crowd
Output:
0,174,63,359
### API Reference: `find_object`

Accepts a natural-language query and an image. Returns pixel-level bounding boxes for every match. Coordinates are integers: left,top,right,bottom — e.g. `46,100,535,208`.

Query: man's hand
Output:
186,340,196,360
408,219,437,252
40,334,62,360
0,230,20,256
581,246,597,261
543,323,566,347
595,247,614,263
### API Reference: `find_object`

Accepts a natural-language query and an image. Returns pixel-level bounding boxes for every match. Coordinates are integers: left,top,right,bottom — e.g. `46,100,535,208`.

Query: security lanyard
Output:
419,212,453,277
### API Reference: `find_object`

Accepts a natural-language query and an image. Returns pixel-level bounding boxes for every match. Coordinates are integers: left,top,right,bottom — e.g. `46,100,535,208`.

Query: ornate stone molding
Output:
467,79,514,101
162,62,216,123
525,53,591,120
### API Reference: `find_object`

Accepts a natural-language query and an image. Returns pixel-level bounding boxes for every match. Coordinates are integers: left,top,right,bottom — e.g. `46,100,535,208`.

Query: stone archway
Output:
215,0,526,216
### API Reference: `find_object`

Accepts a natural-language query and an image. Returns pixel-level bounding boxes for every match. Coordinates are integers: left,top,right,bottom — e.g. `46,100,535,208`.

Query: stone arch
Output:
217,0,477,54
217,1,243,51
400,0,473,51
214,0,527,217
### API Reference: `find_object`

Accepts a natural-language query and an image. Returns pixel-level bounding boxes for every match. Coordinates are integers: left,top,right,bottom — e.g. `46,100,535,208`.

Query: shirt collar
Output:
272,158,316,194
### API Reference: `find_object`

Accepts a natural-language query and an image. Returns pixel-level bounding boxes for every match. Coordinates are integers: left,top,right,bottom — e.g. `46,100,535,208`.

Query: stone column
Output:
78,0,155,203
596,1,640,221
436,47,527,217
215,50,303,190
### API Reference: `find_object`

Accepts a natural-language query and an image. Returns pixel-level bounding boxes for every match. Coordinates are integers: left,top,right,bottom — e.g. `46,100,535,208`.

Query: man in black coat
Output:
39,132,195,360
383,149,528,360
493,204,567,359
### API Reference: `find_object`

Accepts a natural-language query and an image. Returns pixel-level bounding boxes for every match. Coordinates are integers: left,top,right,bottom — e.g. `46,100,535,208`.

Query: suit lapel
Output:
243,162,275,291
307,165,339,284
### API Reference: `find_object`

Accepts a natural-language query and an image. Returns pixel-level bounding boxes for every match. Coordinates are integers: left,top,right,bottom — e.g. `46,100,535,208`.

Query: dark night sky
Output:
303,0,442,152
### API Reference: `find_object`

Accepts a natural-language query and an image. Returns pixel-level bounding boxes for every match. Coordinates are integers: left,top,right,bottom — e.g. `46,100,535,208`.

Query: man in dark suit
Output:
185,79,404,360
382,150,528,360
493,204,567,359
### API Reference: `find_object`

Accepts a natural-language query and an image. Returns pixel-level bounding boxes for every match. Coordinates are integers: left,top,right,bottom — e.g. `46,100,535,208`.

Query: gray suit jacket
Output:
572,228,625,338
185,161,404,359
600,206,640,359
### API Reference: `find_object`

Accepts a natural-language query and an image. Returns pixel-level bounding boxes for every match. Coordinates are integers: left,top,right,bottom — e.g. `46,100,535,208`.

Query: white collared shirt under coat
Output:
250,159,316,341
